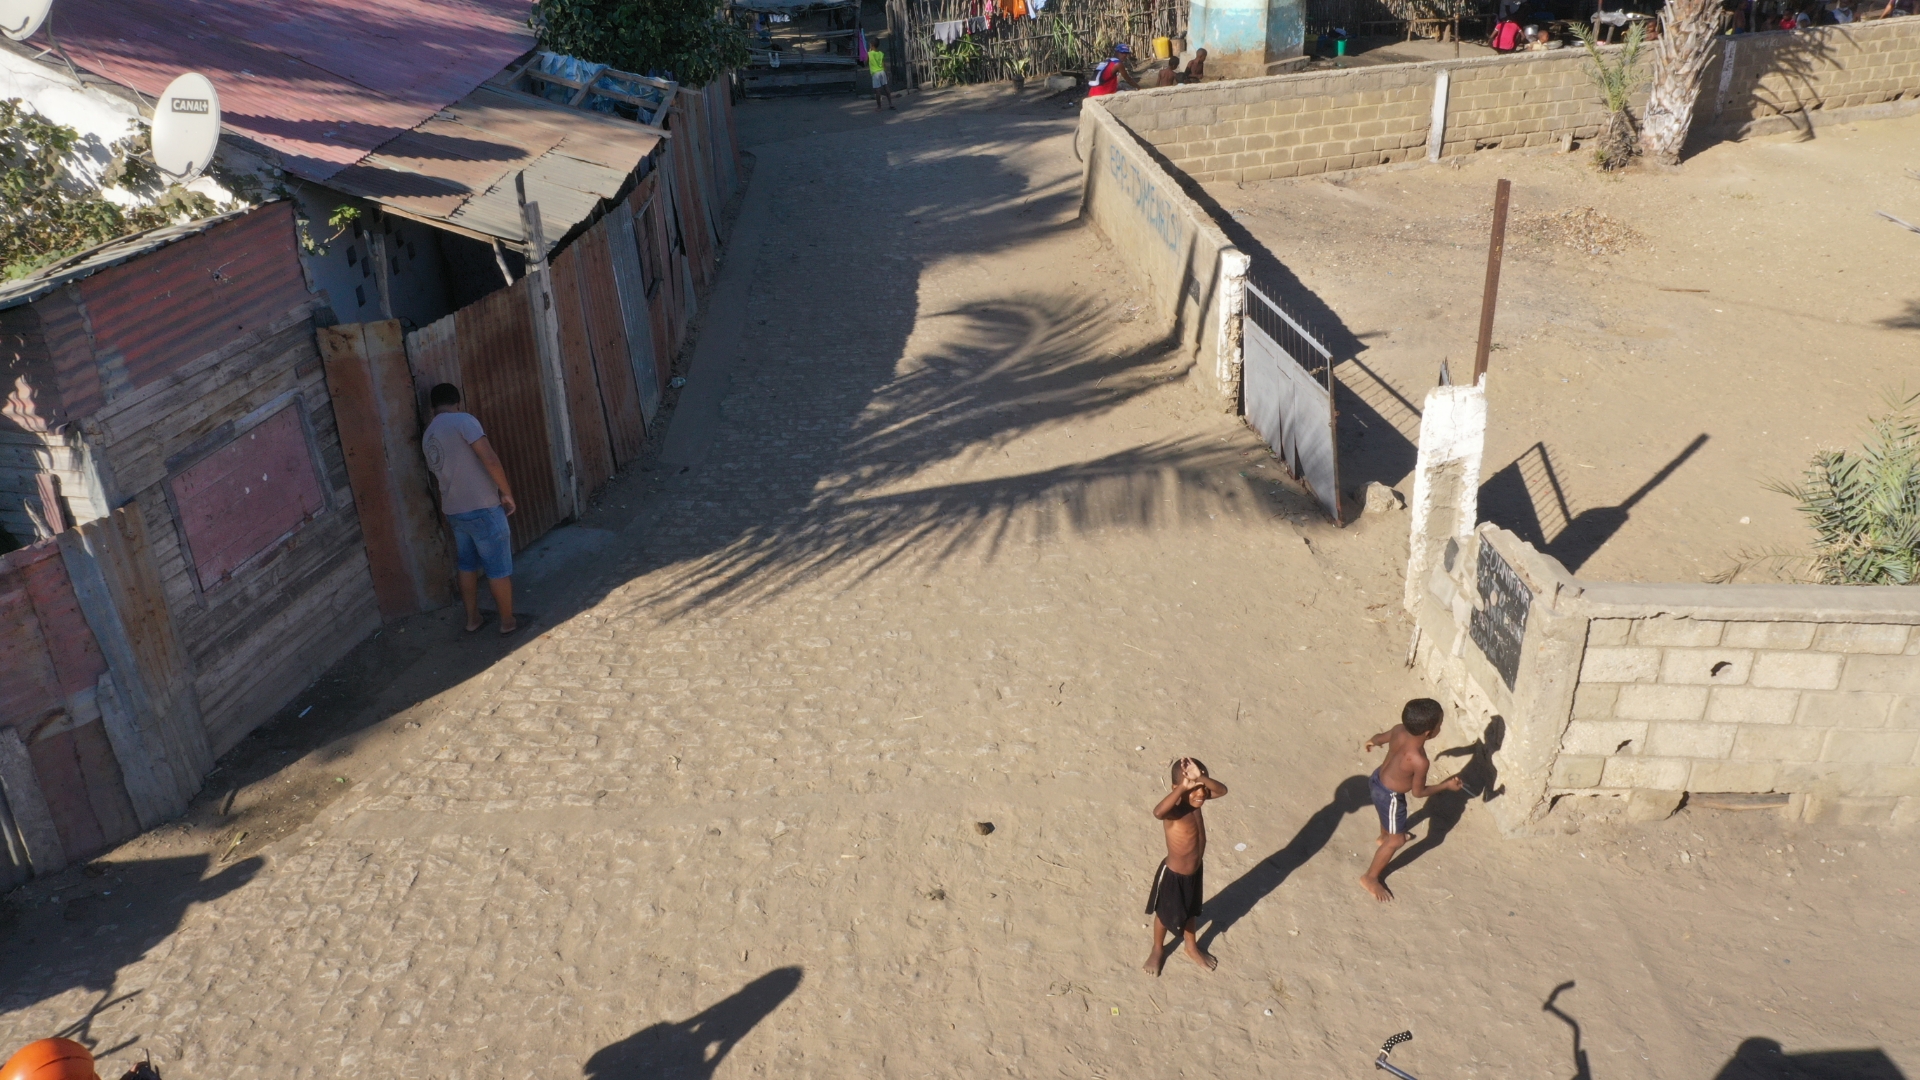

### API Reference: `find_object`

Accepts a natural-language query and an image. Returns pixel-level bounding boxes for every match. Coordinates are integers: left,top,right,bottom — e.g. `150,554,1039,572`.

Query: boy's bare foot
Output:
1184,942,1218,971
1142,943,1167,976
1360,874,1394,902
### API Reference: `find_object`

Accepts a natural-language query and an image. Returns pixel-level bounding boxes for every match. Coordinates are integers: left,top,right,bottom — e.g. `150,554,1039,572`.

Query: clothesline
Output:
930,0,1054,42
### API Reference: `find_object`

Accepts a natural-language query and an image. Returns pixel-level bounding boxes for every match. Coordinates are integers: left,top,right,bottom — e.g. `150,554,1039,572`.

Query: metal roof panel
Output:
34,0,536,180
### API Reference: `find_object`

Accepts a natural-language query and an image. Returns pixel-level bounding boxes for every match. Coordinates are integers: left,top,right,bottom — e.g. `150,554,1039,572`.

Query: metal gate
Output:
1243,277,1343,524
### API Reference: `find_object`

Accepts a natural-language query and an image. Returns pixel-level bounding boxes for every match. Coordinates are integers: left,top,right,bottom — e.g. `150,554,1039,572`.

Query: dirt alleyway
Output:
2,88,1916,1080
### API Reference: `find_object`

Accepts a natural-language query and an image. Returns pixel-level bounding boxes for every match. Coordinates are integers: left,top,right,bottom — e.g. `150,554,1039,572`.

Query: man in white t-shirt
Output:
422,383,520,635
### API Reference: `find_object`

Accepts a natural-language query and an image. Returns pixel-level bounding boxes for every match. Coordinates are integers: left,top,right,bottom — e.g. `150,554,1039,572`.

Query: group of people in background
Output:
1487,0,1902,55
1087,41,1206,96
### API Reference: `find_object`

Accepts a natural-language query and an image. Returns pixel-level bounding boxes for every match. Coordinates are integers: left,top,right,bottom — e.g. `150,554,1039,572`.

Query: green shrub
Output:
1,99,217,280
532,0,748,88
1772,392,1920,586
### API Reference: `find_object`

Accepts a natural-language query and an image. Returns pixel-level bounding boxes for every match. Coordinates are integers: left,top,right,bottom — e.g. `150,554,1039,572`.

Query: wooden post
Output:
1472,178,1511,383
369,221,395,321
519,172,581,519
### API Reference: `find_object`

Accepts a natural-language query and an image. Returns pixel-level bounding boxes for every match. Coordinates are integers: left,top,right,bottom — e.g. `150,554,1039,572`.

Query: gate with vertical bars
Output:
1242,275,1344,524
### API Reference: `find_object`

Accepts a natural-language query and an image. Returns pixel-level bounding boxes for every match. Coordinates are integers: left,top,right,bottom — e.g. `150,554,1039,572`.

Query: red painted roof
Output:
39,0,536,180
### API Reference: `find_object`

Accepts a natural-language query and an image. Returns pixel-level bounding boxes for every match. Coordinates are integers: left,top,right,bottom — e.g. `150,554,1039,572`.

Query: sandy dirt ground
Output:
2,89,1917,1080
1208,114,1920,584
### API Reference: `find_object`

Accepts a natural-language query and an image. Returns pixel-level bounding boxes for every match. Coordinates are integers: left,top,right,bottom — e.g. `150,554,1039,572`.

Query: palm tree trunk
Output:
1638,0,1725,164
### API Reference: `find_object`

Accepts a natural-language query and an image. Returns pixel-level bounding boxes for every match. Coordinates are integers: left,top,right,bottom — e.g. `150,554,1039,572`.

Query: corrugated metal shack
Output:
317,66,744,611
0,203,379,880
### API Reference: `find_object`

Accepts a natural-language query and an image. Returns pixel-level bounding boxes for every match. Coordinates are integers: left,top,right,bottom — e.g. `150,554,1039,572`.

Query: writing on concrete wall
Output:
1104,143,1182,254
1469,536,1531,690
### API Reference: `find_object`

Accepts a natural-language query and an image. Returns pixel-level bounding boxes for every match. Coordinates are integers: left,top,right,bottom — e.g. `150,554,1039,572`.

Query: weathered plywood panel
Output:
0,558,64,738
574,223,647,466
548,243,615,498
320,322,418,618
168,404,329,591
604,201,662,427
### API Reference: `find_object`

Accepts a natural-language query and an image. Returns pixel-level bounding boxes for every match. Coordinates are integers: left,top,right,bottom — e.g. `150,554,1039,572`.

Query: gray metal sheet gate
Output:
1243,278,1343,524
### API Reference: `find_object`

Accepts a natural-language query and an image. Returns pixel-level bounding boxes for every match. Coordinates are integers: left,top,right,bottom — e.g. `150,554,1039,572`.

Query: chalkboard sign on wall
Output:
1468,538,1532,690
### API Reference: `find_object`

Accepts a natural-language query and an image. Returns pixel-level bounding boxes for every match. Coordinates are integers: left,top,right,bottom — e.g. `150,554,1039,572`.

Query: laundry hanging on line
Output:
933,18,965,42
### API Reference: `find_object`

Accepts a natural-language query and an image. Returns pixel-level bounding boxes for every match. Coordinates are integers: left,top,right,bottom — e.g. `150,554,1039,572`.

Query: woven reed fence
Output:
885,0,1188,87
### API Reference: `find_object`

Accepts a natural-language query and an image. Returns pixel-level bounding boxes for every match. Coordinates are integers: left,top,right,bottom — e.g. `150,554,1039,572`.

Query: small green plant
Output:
1770,391,1920,586
932,35,985,85
1571,21,1647,171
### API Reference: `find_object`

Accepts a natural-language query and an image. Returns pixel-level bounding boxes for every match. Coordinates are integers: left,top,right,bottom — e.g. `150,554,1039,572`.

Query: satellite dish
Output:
152,72,221,182
0,0,52,41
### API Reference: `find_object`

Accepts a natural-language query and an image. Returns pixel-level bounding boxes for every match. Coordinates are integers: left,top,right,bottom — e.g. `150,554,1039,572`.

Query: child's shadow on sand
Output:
1198,774,1373,950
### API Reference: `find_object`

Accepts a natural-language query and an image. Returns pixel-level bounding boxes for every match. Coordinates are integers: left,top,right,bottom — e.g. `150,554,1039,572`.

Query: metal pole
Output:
1471,178,1511,383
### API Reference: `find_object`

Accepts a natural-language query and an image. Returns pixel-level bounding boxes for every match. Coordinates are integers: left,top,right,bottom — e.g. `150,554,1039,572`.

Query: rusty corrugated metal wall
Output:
75,205,312,410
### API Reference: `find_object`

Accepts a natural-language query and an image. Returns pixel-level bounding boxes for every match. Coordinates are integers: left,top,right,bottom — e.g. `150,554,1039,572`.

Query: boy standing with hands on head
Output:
1359,698,1462,901
1144,757,1228,975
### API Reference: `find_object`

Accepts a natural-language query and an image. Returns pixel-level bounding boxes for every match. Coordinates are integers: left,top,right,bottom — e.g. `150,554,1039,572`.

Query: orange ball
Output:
1,1040,100,1080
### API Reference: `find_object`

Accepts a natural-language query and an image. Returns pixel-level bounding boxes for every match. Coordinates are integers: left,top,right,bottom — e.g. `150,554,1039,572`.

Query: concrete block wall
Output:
1076,104,1249,410
1099,17,1920,185
1705,22,1920,135
1404,520,1920,831
1560,615,1920,825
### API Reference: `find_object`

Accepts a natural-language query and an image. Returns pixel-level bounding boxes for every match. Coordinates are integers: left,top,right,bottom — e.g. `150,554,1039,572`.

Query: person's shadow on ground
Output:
584,966,802,1080
1383,716,1506,885
1198,775,1371,950
1713,1038,1907,1080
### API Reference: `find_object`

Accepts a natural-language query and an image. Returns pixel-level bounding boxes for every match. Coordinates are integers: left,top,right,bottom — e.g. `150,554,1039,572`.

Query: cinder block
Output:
1801,794,1898,826
1659,648,1753,686
1889,696,1920,729
1733,724,1825,762
1705,687,1800,725
1722,621,1817,649
1626,787,1685,821
1847,766,1920,798
1588,619,1632,647
1814,623,1915,654
1601,755,1690,791
1840,653,1920,694
1751,651,1845,690
1562,719,1647,755
1645,722,1737,759
1688,759,1780,792
1632,617,1725,647
1572,682,1619,719
1823,729,1919,764
1797,691,1896,728
1895,796,1920,827
1550,754,1605,788
1616,684,1710,722
1581,647,1661,683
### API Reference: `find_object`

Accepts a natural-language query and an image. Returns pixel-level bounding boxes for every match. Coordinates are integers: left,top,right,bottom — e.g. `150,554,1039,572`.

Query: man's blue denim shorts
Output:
448,505,512,579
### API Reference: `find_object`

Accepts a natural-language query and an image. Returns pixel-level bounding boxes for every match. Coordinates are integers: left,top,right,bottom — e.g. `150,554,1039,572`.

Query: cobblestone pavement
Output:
5,90,1918,1080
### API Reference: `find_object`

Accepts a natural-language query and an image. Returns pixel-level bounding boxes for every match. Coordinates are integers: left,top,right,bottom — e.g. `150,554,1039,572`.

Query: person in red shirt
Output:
1489,17,1523,50
1088,42,1136,96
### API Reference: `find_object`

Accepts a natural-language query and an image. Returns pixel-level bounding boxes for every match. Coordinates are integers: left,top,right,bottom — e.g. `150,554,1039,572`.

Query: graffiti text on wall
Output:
1105,143,1182,253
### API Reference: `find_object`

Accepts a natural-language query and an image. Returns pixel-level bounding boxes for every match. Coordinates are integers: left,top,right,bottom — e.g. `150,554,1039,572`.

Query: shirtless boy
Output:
1359,698,1462,901
1144,757,1229,974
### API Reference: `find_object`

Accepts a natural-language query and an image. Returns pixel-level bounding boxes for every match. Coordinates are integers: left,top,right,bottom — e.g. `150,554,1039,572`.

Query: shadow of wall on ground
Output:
1479,434,1707,572
0,854,262,1047
583,967,802,1080
1137,142,1420,500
